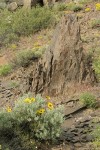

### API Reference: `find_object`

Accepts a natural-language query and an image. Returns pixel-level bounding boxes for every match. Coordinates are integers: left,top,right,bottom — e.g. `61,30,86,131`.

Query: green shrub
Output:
79,0,92,4
66,3,83,12
80,92,96,108
91,19,100,28
12,50,38,67
92,47,100,81
0,94,64,149
93,58,100,80
0,6,58,46
0,64,12,76
12,46,47,67
9,81,19,88
92,125,100,149
12,7,56,35
55,3,67,11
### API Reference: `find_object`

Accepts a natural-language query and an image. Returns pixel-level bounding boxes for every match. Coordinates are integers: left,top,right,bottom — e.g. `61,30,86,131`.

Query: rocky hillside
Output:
0,0,100,150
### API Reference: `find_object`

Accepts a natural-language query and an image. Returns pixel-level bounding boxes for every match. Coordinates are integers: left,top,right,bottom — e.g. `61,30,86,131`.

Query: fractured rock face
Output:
30,14,96,95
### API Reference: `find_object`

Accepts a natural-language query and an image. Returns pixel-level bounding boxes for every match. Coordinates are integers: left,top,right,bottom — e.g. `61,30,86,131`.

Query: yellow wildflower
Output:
11,44,17,49
48,102,54,110
0,145,1,149
46,96,50,100
38,36,43,39
30,97,35,102
37,109,45,114
85,8,91,12
34,42,40,47
7,106,12,113
96,3,100,11
24,98,31,103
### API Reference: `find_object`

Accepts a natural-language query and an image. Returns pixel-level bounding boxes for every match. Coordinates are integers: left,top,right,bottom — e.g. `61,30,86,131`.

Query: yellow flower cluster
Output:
37,102,54,115
96,3,100,11
37,109,45,114
24,97,35,103
6,106,12,112
85,8,91,12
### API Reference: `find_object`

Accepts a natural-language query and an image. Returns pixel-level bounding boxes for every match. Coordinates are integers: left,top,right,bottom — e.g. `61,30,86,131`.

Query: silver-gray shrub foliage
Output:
0,94,64,141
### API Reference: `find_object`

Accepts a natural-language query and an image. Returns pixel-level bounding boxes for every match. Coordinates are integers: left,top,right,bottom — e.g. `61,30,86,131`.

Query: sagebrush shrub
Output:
0,64,12,76
91,19,100,28
79,0,92,4
66,3,83,12
92,125,100,149
12,45,47,67
80,92,96,108
0,94,64,149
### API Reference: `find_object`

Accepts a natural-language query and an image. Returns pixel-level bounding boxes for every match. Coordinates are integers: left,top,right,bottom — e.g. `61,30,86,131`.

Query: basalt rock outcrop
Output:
31,14,96,96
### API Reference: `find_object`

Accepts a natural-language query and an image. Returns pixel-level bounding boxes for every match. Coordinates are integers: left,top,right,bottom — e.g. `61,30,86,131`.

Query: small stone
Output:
81,134,87,139
70,128,78,132
80,117,91,123
72,137,80,143
74,143,82,147
91,113,96,117
8,2,18,11
86,135,93,142
67,101,74,107
78,128,84,133
76,123,84,128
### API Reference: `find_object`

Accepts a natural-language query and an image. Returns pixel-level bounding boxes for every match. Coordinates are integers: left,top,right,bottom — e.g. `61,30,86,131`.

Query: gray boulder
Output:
7,2,18,11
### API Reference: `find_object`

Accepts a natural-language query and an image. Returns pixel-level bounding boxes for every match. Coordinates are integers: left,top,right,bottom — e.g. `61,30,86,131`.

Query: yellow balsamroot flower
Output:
85,8,91,12
24,98,31,103
37,109,45,114
34,42,40,47
96,3,100,11
48,102,54,110
38,36,43,39
30,97,35,102
46,96,50,100
11,44,17,49
7,106,12,113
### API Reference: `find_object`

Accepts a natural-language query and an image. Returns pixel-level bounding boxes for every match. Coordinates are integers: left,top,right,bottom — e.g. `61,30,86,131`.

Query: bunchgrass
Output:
91,19,100,28
0,64,12,76
80,92,97,108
